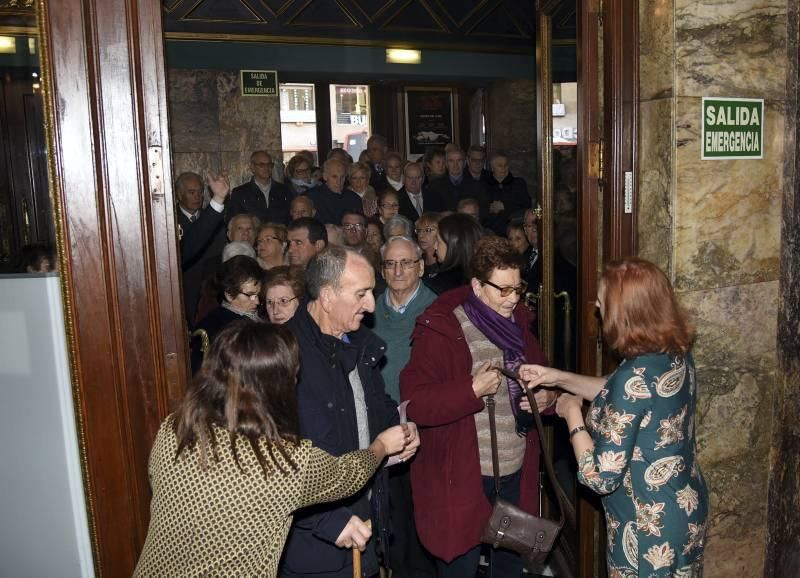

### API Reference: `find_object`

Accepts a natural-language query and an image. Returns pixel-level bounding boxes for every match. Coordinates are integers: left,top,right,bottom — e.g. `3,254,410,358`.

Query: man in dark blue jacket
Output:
306,158,363,225
281,246,419,578
226,150,290,224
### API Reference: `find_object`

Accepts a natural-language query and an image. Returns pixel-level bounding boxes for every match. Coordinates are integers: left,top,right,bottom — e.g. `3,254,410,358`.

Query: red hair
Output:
600,257,694,358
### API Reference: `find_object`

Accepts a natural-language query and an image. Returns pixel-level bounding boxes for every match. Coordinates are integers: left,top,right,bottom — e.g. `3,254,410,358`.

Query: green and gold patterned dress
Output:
578,353,708,577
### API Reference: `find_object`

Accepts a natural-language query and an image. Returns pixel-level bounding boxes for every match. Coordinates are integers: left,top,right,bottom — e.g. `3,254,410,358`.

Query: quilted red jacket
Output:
399,286,549,563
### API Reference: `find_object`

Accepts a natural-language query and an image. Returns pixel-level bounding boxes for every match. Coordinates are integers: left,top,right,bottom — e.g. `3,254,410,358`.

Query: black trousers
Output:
387,462,437,578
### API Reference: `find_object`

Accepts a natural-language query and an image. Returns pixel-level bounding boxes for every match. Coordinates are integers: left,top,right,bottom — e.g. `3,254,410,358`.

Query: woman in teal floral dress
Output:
520,258,708,577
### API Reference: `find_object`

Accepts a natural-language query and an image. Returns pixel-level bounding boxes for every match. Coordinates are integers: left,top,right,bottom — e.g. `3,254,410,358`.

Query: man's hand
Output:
489,200,505,214
334,516,372,551
206,171,230,204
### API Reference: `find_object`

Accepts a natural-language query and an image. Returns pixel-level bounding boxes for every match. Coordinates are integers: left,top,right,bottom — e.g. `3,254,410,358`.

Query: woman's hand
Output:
555,393,583,420
472,362,501,399
520,388,557,413
373,424,410,457
519,364,563,389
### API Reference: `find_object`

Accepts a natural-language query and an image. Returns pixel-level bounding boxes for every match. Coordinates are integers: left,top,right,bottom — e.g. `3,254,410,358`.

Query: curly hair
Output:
470,236,526,282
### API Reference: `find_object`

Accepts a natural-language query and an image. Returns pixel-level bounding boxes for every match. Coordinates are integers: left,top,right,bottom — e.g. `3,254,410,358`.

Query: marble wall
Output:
765,3,800,574
639,1,792,575
167,69,282,192
487,80,538,201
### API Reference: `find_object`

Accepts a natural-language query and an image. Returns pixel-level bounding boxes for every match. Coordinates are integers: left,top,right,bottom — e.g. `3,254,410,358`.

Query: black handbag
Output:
479,369,575,567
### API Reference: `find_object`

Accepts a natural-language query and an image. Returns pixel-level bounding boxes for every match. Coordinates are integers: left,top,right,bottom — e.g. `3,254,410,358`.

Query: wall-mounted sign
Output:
702,97,763,160
404,87,455,158
240,70,278,96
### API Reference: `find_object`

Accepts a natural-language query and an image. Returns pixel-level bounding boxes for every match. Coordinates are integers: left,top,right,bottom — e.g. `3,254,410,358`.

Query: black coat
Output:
424,174,489,218
280,304,398,578
396,186,424,222
189,306,247,374
485,173,532,235
178,206,226,324
306,184,363,225
226,178,290,224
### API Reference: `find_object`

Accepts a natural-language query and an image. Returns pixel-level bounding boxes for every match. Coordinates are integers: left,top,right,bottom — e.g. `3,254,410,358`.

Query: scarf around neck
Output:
462,291,526,419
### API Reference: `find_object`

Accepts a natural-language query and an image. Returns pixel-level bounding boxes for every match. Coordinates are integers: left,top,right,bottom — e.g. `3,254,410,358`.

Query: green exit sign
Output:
240,70,278,96
702,97,764,160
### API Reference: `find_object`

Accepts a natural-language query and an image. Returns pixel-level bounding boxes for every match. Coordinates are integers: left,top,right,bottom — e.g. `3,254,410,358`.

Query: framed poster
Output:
404,87,456,159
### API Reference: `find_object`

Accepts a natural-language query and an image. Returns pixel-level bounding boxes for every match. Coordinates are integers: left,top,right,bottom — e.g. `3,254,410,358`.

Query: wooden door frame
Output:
40,0,186,574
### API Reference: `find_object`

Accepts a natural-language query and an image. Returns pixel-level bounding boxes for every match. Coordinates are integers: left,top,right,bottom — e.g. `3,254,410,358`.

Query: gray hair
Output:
306,245,366,299
380,235,422,260
222,241,256,262
227,213,260,237
383,215,413,239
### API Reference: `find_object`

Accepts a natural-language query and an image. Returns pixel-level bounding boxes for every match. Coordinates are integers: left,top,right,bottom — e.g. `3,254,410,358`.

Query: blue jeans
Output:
435,470,525,578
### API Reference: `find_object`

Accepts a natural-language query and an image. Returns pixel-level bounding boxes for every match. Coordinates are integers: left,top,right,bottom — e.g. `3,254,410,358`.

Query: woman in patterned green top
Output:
520,258,708,577
134,321,411,577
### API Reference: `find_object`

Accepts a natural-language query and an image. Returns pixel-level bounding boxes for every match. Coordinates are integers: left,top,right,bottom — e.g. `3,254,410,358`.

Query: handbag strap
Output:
486,395,501,495
495,366,577,529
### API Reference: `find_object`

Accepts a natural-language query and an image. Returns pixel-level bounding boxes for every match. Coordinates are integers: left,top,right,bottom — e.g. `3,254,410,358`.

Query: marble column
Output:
167,69,282,191
639,1,791,576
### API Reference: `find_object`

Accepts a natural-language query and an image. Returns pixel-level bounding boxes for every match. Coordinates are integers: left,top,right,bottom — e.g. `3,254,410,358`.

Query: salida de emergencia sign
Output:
702,97,764,160
240,70,278,96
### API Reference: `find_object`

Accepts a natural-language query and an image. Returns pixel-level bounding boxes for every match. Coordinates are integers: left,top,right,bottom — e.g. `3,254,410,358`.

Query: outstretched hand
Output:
519,364,562,389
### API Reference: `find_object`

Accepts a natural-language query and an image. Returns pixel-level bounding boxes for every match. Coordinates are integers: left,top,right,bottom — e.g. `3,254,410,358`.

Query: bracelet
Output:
569,425,587,439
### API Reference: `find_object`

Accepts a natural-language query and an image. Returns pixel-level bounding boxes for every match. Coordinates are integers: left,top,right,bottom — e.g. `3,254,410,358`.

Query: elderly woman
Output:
521,257,708,577
423,212,482,295
256,223,288,270
348,161,377,217
286,154,318,197
401,236,555,577
261,265,304,324
414,212,441,275
382,214,414,240
376,189,401,225
136,321,411,577
190,255,263,373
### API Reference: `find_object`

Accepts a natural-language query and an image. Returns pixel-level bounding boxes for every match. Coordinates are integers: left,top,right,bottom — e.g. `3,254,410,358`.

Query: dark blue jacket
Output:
306,184,363,225
280,303,398,577
226,177,290,224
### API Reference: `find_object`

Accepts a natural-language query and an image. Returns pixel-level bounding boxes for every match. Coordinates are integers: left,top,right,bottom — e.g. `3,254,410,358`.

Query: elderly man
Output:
465,145,491,183
425,146,489,217
226,150,290,224
366,134,390,191
397,161,426,222
289,195,315,220
384,151,405,191
372,236,437,578
176,171,229,324
281,246,420,578
307,158,363,225
485,152,531,235
521,208,540,292
287,217,328,268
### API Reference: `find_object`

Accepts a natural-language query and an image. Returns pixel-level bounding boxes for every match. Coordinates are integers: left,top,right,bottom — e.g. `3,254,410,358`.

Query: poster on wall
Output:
404,87,455,158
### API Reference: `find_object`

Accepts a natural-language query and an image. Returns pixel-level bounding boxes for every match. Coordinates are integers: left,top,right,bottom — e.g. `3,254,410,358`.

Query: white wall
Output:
0,274,94,577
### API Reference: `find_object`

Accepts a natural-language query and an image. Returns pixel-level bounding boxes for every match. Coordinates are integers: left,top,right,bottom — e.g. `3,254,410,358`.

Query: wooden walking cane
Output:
352,519,372,578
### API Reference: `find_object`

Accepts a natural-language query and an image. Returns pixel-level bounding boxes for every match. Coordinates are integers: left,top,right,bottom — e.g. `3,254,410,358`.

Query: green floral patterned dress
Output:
578,353,708,577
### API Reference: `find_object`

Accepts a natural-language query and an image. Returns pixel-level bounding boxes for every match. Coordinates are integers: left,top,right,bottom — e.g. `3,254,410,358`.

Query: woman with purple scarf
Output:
400,236,557,578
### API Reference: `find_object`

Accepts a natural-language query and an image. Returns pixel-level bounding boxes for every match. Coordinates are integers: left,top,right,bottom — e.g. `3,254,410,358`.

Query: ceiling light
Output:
0,36,16,54
386,48,421,65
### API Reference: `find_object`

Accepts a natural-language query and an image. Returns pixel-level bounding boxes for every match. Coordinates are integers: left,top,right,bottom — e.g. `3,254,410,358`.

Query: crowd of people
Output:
137,136,708,577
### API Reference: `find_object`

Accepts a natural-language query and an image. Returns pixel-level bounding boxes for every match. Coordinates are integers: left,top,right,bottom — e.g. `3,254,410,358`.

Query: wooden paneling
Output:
41,0,186,573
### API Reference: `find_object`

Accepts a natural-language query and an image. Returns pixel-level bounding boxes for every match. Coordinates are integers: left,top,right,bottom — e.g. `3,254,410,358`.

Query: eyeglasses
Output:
257,235,281,244
342,223,365,231
252,161,274,168
294,166,311,175
481,279,528,297
380,202,400,209
523,223,538,231
383,258,421,270
414,227,437,235
239,290,260,300
266,296,298,308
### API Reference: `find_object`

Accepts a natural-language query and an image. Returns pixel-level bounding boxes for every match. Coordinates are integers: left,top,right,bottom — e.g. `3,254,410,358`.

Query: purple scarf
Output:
462,292,525,417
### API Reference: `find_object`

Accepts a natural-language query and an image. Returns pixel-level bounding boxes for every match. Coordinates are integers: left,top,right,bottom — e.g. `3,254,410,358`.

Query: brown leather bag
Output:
479,371,574,565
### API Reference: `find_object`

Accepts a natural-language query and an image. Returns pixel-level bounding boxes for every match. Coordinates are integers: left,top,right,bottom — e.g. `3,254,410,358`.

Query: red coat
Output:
399,286,548,563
